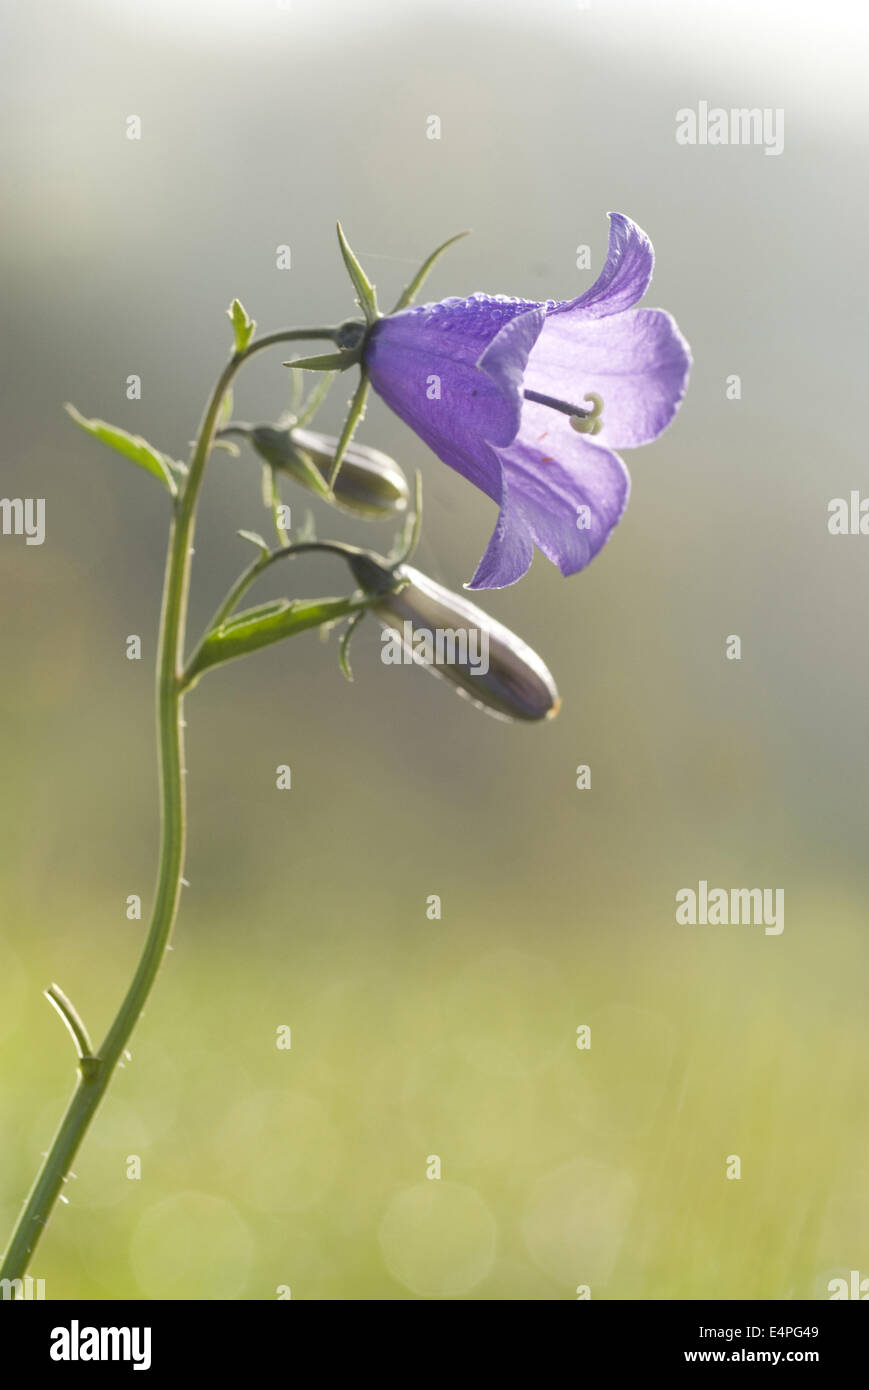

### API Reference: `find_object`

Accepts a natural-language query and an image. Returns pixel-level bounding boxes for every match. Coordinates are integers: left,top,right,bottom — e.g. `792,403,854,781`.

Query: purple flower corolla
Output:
363,213,691,589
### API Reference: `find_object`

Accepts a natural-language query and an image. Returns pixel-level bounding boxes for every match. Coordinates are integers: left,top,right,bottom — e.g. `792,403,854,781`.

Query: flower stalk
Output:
0,325,341,1284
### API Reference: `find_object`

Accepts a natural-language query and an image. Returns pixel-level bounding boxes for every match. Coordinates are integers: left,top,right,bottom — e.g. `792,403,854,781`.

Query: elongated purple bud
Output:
355,560,560,723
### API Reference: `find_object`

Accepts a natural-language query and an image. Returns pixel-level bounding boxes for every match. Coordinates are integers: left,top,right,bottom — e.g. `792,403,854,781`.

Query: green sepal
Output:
65,404,177,496
329,370,370,488
249,426,332,501
283,349,360,372
184,592,378,685
283,444,334,500
338,608,367,682
227,299,256,354
390,231,470,314
336,223,379,323
389,470,423,564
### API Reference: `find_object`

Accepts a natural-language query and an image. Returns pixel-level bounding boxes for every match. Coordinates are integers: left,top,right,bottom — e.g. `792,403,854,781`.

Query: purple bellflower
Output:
289,215,691,589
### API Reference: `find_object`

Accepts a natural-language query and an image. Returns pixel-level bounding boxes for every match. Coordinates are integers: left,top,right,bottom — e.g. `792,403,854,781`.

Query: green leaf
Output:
390,231,470,314
217,386,235,428
283,349,360,372
237,529,271,554
336,222,379,323
227,299,256,354
213,438,241,457
329,370,370,488
65,404,177,495
185,593,377,684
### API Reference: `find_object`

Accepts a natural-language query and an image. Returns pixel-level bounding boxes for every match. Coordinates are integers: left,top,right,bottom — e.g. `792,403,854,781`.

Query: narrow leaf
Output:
227,299,256,354
219,599,291,633
65,404,176,495
336,222,379,323
237,529,271,554
186,593,377,683
329,370,370,489
390,231,470,314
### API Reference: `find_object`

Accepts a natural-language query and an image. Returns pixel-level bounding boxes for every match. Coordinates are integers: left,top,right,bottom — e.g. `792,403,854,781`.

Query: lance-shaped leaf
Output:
336,223,379,323
65,404,177,495
184,592,378,686
237,529,271,554
227,299,256,354
390,231,470,314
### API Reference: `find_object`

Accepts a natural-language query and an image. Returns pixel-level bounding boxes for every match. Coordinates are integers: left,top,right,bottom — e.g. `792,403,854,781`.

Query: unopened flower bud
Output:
250,425,409,519
350,558,560,722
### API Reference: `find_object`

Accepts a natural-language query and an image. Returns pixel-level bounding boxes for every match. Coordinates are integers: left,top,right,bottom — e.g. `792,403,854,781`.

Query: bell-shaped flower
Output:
364,213,689,587
300,216,691,589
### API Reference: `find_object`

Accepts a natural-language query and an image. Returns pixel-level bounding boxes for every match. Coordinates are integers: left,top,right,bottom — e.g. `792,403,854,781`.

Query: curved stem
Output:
0,325,333,1284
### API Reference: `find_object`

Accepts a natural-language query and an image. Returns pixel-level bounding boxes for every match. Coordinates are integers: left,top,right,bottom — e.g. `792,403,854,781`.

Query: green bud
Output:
249,425,409,519
350,558,560,723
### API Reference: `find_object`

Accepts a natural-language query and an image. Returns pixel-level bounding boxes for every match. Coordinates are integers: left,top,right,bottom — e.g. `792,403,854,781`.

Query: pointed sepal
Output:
389,232,470,314
336,222,379,324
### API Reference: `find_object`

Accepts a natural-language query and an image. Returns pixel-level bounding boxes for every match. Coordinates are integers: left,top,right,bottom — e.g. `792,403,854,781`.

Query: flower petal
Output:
524,307,691,449
552,212,654,320
468,403,631,589
468,463,535,589
477,304,547,424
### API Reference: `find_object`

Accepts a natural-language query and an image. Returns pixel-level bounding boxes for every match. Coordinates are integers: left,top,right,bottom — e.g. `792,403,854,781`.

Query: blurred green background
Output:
2,0,869,1300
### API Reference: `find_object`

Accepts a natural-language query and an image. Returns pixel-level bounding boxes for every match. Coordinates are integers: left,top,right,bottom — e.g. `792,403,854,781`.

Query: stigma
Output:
524,389,604,436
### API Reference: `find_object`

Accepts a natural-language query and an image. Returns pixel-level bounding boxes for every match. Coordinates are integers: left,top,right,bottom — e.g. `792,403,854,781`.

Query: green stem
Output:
0,327,333,1285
